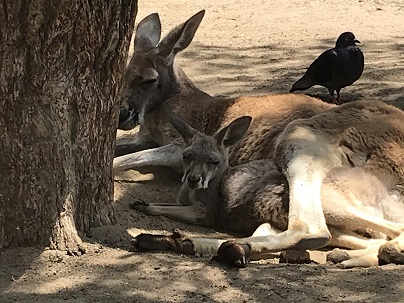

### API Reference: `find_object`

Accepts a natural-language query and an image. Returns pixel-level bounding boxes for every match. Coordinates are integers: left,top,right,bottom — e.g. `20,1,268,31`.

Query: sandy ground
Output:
2,0,404,302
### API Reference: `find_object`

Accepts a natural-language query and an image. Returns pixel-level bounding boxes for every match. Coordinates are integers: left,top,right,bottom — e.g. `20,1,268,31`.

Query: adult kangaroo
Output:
113,10,331,170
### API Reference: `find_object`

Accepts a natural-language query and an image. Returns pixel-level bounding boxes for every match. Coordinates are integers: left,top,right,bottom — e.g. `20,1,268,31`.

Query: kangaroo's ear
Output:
134,13,162,51
157,10,205,62
215,116,252,148
166,111,199,144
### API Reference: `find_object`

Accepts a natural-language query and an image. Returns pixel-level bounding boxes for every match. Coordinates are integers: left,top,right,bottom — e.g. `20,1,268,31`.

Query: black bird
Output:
290,32,364,104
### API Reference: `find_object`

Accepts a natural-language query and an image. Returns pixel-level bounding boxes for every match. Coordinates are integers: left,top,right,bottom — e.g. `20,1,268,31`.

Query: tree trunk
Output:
0,0,138,253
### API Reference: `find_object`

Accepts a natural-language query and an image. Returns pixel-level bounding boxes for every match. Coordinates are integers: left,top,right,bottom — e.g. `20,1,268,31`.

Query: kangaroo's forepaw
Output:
130,229,185,252
212,241,251,268
378,241,404,265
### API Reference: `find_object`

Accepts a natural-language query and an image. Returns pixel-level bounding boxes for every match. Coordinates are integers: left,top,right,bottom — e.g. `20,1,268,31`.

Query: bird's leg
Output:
328,88,338,104
329,88,342,105
335,90,343,105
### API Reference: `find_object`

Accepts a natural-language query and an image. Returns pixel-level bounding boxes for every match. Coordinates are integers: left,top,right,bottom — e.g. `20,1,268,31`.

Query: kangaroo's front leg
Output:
130,199,208,225
130,229,225,258
113,143,183,172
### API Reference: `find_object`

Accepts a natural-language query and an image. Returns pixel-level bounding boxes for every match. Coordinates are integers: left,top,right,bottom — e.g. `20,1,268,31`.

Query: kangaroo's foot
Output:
378,239,404,265
326,247,380,268
211,241,251,268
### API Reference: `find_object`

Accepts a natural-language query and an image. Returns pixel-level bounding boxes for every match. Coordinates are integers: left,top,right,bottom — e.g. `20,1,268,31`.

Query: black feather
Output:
290,32,364,104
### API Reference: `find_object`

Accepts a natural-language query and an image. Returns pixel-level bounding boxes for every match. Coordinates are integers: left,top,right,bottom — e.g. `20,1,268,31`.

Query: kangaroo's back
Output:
277,100,404,189
225,94,334,165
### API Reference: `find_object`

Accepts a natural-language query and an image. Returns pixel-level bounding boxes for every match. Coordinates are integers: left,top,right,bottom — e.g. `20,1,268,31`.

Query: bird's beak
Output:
354,39,360,44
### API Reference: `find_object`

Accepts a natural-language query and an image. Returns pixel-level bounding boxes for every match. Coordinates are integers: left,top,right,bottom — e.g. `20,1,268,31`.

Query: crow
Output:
290,32,364,104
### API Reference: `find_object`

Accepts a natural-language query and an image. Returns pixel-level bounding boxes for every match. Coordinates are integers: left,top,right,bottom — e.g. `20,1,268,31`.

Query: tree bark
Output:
0,0,138,253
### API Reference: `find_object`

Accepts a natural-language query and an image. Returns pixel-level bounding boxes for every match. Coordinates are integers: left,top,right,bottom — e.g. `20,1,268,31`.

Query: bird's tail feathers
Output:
290,75,315,92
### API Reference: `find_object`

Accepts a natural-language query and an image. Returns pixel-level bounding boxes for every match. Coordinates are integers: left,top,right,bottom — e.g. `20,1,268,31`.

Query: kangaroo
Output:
115,10,213,160
113,10,332,169
115,11,404,267
132,110,404,268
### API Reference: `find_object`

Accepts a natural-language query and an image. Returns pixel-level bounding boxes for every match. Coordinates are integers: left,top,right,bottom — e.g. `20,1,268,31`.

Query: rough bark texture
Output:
0,0,138,253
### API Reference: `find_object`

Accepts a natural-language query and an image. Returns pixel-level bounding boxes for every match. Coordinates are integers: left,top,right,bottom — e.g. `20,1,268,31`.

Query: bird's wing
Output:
305,49,338,84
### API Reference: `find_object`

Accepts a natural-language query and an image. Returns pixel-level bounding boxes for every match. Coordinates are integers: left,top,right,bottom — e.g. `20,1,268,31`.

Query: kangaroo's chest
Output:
141,111,181,146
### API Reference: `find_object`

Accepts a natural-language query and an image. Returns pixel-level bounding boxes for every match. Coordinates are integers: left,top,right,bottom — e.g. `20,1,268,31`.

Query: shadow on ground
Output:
179,37,404,109
2,30,404,303
2,245,404,302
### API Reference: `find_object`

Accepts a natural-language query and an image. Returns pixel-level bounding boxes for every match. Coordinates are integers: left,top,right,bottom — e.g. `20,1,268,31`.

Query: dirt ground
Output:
2,0,404,302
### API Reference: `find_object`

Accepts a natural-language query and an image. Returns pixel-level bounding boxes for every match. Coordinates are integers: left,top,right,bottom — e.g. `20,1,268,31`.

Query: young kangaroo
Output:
132,111,404,268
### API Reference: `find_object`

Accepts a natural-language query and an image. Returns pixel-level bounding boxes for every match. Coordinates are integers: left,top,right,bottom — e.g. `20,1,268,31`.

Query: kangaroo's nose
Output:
119,107,131,124
187,175,200,187
118,106,139,130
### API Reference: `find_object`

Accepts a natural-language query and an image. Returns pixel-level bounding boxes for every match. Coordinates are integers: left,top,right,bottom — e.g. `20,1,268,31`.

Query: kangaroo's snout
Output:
187,174,202,189
118,106,139,130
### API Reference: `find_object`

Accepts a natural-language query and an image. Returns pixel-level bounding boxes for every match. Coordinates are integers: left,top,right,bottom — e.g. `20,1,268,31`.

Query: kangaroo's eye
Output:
183,153,193,160
142,78,158,86
208,156,220,164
